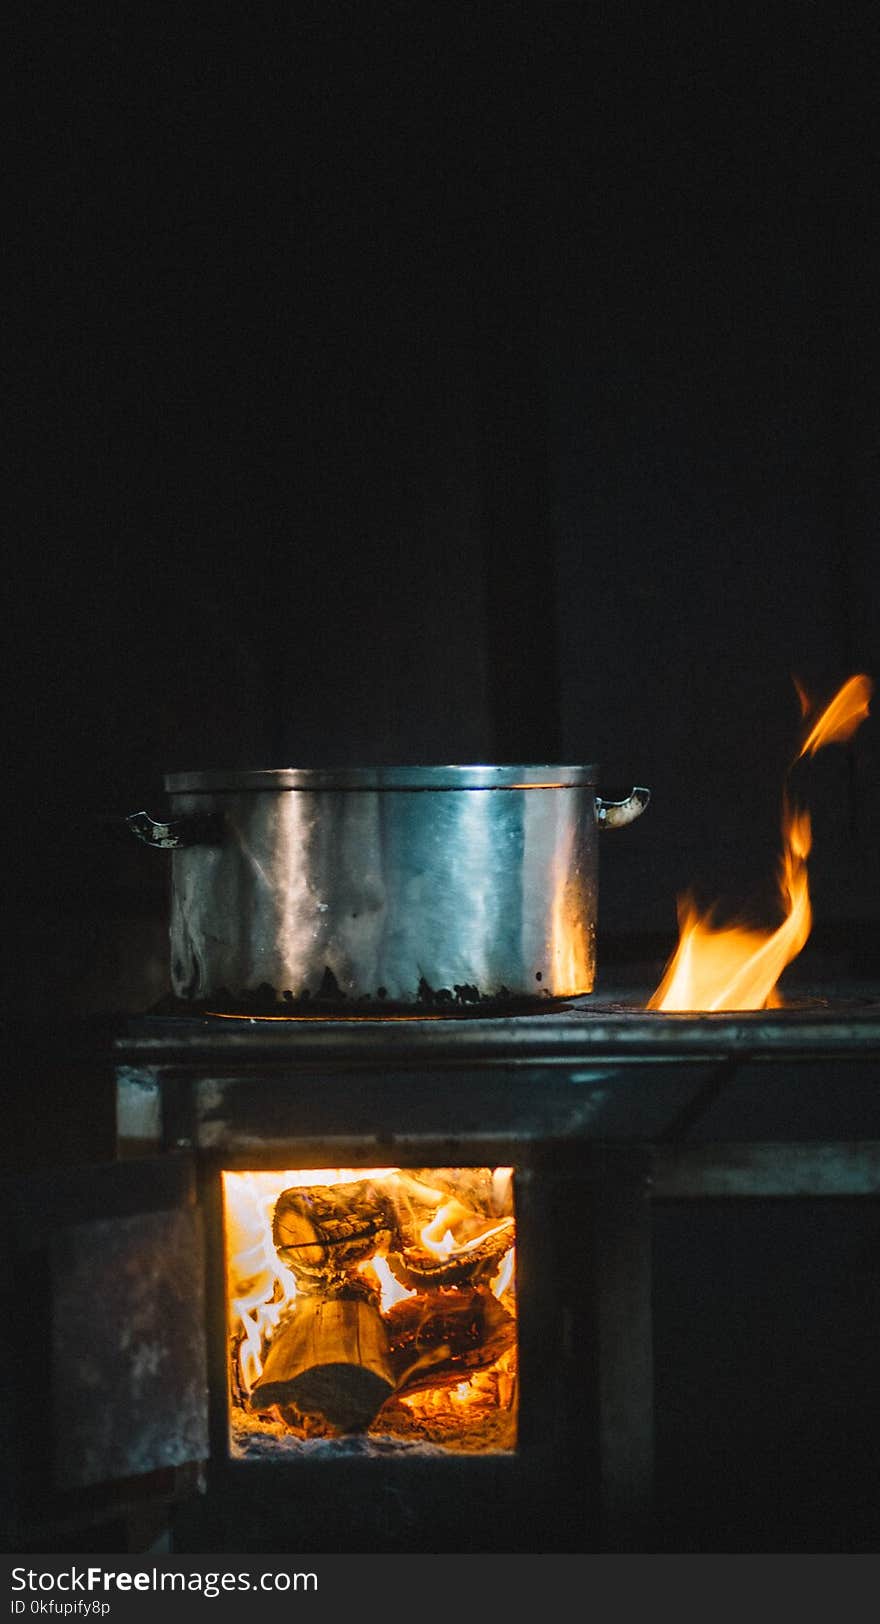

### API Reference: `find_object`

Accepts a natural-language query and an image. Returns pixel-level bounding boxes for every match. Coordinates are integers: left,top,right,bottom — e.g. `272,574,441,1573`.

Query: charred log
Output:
272,1180,396,1291
387,1220,514,1291
390,1171,511,1246
249,1291,395,1432
386,1286,516,1395
399,1168,513,1219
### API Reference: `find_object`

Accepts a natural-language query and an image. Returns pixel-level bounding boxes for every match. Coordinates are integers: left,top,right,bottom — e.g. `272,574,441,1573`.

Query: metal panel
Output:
175,1065,720,1160
116,1065,163,1156
577,1149,654,1548
660,1057,880,1142
50,1205,209,1490
653,1141,880,1198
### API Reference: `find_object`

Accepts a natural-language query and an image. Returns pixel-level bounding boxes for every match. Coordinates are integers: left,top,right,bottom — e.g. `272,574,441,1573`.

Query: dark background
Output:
8,5,879,1017
5,8,880,1556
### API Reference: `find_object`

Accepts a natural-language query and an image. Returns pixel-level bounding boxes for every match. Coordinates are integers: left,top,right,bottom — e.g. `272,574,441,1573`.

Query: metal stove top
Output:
98,983,880,1160
115,984,880,1065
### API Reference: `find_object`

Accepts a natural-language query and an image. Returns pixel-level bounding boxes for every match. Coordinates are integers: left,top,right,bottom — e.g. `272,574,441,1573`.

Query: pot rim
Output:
164,764,601,793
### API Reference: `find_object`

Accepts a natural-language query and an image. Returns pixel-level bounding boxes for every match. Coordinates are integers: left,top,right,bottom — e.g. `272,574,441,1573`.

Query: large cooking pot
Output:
128,766,649,1012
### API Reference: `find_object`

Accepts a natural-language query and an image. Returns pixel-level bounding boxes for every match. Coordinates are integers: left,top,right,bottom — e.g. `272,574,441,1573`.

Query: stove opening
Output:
222,1167,518,1456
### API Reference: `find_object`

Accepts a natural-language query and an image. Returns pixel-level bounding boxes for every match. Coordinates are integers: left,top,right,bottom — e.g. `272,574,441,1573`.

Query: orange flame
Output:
648,801,812,1012
797,673,873,758
649,675,872,1013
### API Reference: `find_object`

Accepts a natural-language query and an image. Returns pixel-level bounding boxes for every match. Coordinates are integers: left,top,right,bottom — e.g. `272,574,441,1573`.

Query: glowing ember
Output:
649,675,872,1013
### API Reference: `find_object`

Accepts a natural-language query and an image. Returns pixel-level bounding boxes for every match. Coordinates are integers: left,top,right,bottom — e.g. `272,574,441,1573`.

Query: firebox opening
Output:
222,1166,518,1457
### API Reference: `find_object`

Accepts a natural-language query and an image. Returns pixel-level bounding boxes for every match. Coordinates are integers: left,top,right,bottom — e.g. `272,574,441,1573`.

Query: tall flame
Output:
648,674,872,1013
648,799,812,1012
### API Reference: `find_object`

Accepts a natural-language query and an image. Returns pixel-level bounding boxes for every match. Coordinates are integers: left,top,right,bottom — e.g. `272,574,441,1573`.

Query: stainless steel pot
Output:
129,766,649,1011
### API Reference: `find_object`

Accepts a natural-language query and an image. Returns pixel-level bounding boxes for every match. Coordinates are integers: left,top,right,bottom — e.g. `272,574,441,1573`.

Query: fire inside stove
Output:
223,1167,517,1455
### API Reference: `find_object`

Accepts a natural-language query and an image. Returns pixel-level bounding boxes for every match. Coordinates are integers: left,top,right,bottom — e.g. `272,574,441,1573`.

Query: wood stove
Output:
4,992,880,1554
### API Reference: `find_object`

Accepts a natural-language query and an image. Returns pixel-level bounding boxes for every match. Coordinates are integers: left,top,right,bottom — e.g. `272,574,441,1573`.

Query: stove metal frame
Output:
113,1003,880,1551
5,1000,880,1553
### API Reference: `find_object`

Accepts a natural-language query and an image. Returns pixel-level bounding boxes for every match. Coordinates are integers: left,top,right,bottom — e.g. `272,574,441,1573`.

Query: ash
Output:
230,1399,515,1459
231,1417,448,1461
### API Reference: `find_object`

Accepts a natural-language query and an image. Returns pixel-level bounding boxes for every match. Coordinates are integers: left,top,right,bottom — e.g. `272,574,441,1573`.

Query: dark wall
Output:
8,8,879,1017
544,16,880,945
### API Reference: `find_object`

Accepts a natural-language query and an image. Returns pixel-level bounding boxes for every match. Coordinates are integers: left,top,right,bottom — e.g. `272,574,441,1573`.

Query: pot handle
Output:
127,810,224,849
596,786,651,829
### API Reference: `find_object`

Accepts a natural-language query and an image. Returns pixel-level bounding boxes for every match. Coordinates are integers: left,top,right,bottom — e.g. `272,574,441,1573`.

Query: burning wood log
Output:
399,1167,514,1219
390,1171,513,1246
387,1219,515,1291
386,1287,516,1396
272,1179,396,1292
248,1289,396,1432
